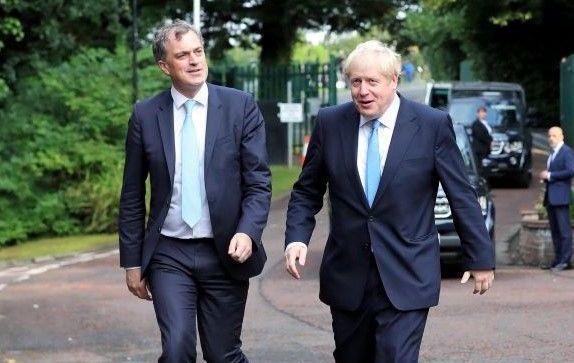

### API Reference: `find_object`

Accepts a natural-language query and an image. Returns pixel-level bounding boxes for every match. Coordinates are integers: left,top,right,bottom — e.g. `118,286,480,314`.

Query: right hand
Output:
125,268,152,300
285,245,307,280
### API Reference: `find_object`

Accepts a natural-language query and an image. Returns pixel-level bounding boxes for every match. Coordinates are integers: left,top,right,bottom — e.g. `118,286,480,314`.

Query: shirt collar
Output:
553,141,564,153
359,93,400,129
171,83,209,109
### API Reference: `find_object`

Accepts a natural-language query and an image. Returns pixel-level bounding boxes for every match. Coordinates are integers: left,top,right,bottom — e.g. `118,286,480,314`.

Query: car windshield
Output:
448,102,520,129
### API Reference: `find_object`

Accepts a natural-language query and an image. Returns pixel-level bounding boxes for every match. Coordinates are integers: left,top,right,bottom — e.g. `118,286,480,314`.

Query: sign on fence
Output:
278,102,304,123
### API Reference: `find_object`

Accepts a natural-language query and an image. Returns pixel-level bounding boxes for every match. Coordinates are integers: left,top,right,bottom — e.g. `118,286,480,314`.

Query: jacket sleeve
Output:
235,94,272,245
118,106,148,268
435,115,495,270
284,112,328,247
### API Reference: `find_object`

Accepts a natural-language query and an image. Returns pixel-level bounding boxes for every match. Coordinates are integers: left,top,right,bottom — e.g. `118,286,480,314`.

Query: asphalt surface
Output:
3,85,574,362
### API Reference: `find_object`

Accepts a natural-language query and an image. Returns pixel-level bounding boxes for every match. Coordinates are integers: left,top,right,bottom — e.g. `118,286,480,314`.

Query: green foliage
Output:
400,0,574,121
0,45,164,245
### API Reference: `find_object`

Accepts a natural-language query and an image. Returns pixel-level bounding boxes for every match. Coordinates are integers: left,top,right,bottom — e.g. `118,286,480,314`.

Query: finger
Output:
460,271,471,284
298,248,307,266
228,237,238,255
286,252,300,279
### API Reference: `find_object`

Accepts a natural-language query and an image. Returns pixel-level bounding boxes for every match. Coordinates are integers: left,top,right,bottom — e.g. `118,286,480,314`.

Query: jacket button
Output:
157,226,161,233
368,216,374,222
363,242,370,250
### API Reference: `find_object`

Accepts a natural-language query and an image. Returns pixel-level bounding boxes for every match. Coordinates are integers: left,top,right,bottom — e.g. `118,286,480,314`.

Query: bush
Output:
0,45,168,245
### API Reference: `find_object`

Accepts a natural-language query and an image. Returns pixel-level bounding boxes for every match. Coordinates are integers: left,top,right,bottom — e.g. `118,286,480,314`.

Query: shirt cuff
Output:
125,266,141,270
285,242,308,255
548,172,551,181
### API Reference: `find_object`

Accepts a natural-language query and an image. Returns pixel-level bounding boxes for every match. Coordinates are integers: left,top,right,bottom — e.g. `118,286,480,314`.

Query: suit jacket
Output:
119,83,271,280
286,96,495,311
471,118,492,162
545,144,574,207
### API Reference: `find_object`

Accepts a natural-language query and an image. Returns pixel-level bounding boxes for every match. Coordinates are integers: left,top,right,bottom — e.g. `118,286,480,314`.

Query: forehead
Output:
165,30,202,52
347,54,384,78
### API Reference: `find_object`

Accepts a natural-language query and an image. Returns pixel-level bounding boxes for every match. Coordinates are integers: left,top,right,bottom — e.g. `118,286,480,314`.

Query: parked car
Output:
425,81,527,113
436,124,495,266
448,97,532,187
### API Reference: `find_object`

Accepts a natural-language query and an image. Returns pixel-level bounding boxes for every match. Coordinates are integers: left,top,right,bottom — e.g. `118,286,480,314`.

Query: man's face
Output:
548,127,564,148
477,109,487,121
158,30,208,97
348,54,398,120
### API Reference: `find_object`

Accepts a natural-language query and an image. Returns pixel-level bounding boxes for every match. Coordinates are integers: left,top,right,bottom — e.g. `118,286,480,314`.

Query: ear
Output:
158,60,170,77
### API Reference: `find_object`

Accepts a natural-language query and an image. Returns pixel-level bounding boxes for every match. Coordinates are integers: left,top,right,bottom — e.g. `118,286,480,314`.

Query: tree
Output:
400,0,574,121
0,0,130,100
137,0,399,65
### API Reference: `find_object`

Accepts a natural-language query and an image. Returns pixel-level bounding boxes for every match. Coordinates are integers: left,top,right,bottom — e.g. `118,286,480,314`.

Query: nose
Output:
358,82,369,96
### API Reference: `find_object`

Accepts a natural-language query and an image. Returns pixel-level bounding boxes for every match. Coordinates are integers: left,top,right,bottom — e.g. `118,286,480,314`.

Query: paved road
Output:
3,83,573,362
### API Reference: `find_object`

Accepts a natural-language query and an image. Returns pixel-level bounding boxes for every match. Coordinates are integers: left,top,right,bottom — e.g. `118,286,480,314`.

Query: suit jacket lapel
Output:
205,84,224,166
373,97,420,206
340,104,370,208
156,90,176,185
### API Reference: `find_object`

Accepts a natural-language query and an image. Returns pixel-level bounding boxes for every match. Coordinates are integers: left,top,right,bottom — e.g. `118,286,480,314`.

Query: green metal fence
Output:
210,57,339,162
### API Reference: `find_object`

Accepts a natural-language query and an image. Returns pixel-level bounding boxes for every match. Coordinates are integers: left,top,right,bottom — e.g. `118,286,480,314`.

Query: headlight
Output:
503,141,523,153
478,196,488,214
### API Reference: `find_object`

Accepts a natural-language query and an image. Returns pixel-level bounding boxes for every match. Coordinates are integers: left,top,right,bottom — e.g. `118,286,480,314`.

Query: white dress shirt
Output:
161,84,214,239
286,93,401,253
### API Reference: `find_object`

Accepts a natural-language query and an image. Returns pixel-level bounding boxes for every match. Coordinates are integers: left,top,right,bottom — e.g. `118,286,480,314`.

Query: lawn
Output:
0,164,301,263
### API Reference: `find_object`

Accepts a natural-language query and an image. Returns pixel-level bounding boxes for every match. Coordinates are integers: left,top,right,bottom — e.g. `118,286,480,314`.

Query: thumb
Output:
460,271,471,284
298,248,307,266
228,237,237,254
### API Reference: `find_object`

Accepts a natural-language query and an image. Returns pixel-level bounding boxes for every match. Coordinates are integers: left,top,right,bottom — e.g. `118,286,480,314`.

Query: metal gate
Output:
210,57,339,164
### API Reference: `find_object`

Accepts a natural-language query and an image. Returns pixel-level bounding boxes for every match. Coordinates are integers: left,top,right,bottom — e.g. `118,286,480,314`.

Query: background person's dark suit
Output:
286,96,495,362
544,144,574,268
471,118,493,163
119,84,271,361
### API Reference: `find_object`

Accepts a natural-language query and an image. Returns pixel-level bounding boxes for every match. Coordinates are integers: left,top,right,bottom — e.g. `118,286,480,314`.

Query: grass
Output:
0,164,302,263
0,233,118,262
270,164,301,200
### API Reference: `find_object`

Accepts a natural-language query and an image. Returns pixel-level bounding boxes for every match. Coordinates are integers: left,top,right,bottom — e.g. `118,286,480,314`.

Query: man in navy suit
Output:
118,20,271,362
539,126,574,271
284,41,495,362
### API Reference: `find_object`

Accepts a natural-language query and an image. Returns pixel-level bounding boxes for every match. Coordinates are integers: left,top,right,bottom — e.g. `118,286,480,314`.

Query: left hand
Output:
228,232,253,263
539,170,550,181
461,269,494,295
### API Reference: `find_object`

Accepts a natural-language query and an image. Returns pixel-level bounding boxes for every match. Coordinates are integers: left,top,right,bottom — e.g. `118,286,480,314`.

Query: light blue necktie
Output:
181,99,202,228
366,119,381,206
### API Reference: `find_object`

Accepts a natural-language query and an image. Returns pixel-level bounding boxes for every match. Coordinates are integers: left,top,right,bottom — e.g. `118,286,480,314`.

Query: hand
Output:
539,170,549,181
461,269,494,295
126,268,152,300
228,232,253,263
285,245,307,280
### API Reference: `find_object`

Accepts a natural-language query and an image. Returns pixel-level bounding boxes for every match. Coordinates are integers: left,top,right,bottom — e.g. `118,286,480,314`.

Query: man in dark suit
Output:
118,20,271,362
539,126,574,271
284,41,495,362
471,106,493,166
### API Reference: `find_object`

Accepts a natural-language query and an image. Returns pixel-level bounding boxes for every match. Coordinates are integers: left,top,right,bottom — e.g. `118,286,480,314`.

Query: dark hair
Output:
477,106,487,113
152,19,203,62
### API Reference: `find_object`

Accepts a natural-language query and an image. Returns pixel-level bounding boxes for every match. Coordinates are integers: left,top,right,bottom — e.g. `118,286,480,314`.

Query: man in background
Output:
539,126,574,271
471,105,493,169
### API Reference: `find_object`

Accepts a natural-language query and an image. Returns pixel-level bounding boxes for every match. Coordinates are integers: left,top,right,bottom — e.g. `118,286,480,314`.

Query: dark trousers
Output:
148,235,249,363
547,205,573,265
330,257,428,363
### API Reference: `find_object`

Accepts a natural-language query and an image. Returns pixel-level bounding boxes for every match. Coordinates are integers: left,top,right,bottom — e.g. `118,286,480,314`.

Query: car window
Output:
448,102,478,126
488,105,519,128
454,127,476,174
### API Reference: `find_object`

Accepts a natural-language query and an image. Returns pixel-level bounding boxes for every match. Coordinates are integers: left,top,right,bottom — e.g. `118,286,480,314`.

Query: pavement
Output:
3,85,574,362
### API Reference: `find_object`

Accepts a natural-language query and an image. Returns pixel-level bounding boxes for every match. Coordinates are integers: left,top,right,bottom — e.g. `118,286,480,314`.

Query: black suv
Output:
448,96,532,187
436,124,495,266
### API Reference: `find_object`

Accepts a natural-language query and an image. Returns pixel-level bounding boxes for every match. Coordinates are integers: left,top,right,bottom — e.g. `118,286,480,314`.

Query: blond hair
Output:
343,40,402,80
